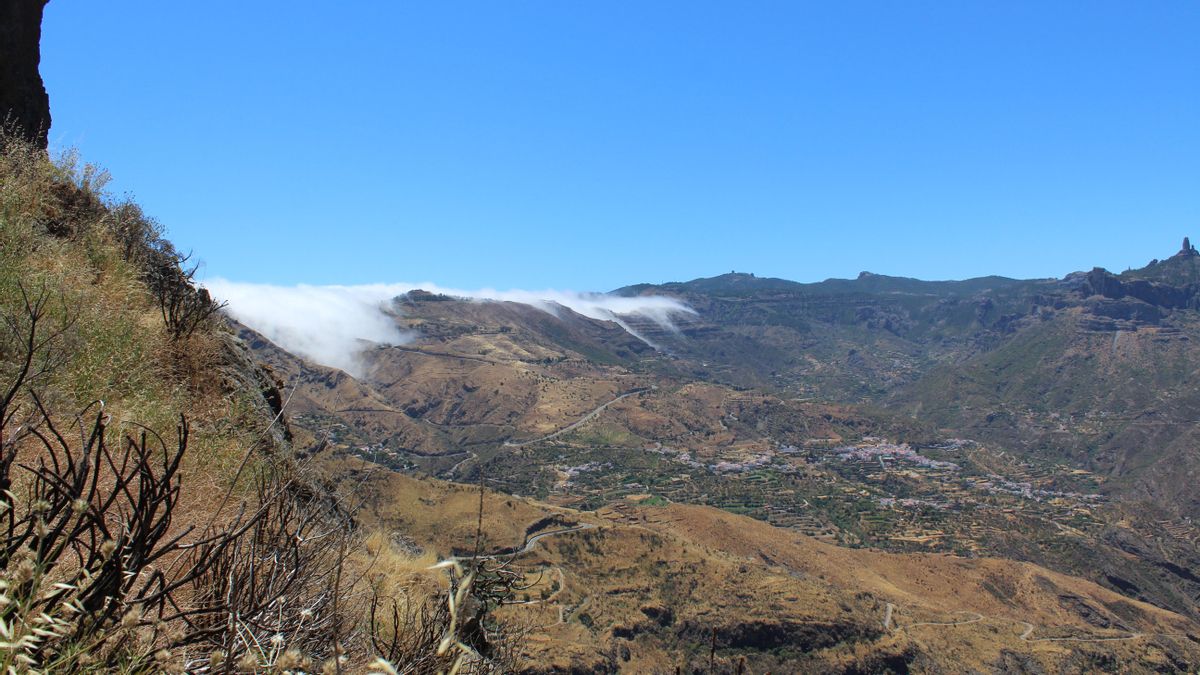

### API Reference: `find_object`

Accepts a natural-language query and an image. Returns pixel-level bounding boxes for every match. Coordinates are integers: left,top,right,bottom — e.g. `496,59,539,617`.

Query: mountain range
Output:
233,237,1200,671
8,2,1199,668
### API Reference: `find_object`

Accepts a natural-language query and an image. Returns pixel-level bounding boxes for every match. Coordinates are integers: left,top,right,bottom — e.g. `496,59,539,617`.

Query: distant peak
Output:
1175,236,1198,258
401,289,454,302
719,271,756,279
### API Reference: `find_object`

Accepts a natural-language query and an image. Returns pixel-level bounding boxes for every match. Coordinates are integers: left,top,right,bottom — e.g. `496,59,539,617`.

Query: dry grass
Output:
19,131,1192,672
341,462,1200,672
1,137,532,672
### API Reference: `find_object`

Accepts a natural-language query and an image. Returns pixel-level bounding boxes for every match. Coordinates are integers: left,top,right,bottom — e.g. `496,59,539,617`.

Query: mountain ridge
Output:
232,239,1200,644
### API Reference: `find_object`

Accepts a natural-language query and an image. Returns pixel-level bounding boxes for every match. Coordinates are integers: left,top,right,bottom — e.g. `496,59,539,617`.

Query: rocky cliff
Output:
1077,266,1200,310
1,0,51,147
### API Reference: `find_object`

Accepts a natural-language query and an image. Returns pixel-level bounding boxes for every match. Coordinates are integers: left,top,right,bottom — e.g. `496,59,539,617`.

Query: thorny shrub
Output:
1,130,529,673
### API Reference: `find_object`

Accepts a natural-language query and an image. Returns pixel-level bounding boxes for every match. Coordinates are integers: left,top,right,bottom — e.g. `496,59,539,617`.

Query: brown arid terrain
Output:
237,294,653,463
7,6,1200,669
331,464,1200,673
226,248,1200,671
241,291,902,478
0,130,554,672
225,258,1200,667
255,271,1200,630
8,106,1200,675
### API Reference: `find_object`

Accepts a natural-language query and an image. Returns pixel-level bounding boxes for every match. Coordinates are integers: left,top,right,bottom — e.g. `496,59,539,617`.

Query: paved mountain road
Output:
502,388,652,448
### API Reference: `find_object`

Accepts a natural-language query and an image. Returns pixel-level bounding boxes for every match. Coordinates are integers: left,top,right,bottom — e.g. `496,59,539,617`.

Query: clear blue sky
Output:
41,2,1199,290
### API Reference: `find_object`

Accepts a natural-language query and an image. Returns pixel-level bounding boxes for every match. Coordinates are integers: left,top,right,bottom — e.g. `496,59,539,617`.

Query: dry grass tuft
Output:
1,132,529,672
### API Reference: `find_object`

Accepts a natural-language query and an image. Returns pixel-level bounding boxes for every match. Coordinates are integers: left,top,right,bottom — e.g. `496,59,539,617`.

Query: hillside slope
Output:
0,138,517,673
236,250,1200,669
337,464,1200,673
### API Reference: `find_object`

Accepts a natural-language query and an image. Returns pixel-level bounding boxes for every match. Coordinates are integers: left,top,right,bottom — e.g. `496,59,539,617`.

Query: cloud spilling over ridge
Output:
203,280,413,377
203,280,695,375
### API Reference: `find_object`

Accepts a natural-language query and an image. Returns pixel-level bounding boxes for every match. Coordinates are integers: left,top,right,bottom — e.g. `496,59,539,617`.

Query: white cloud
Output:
203,280,412,377
203,280,695,375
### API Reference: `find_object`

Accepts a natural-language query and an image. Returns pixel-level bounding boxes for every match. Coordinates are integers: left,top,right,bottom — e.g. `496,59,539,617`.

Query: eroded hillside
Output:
240,243,1200,671
331,465,1200,673
0,138,535,673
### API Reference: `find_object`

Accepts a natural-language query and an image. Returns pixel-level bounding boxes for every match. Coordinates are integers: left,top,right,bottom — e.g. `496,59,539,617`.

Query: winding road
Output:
884,603,1180,644
906,611,983,629
470,521,598,624
488,523,597,559
484,524,1184,644
502,388,651,448
456,522,597,563
1017,620,1150,643
446,451,477,477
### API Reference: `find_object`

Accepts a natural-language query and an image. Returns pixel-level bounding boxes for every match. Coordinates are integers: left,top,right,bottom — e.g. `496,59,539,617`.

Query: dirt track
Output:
886,603,1178,644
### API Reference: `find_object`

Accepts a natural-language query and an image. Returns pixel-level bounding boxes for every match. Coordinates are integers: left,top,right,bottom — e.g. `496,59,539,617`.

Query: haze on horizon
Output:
40,2,1199,291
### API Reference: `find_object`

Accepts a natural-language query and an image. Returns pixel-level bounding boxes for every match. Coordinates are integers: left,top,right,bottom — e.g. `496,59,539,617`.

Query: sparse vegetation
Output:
7,96,1199,670
0,134,525,672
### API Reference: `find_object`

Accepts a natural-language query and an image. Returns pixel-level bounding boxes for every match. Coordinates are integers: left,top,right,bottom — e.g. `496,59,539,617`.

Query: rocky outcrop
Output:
1,0,51,148
218,328,293,451
1176,237,1199,258
1077,267,1200,310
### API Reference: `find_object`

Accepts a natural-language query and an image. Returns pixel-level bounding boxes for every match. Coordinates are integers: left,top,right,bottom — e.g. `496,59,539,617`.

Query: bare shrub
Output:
368,480,531,674
145,252,225,342
0,284,243,670
2,134,533,671
0,280,353,671
104,199,165,267
179,462,359,672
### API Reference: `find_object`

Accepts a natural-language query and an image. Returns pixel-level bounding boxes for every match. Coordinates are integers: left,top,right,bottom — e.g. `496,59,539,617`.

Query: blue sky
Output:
41,2,1199,291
